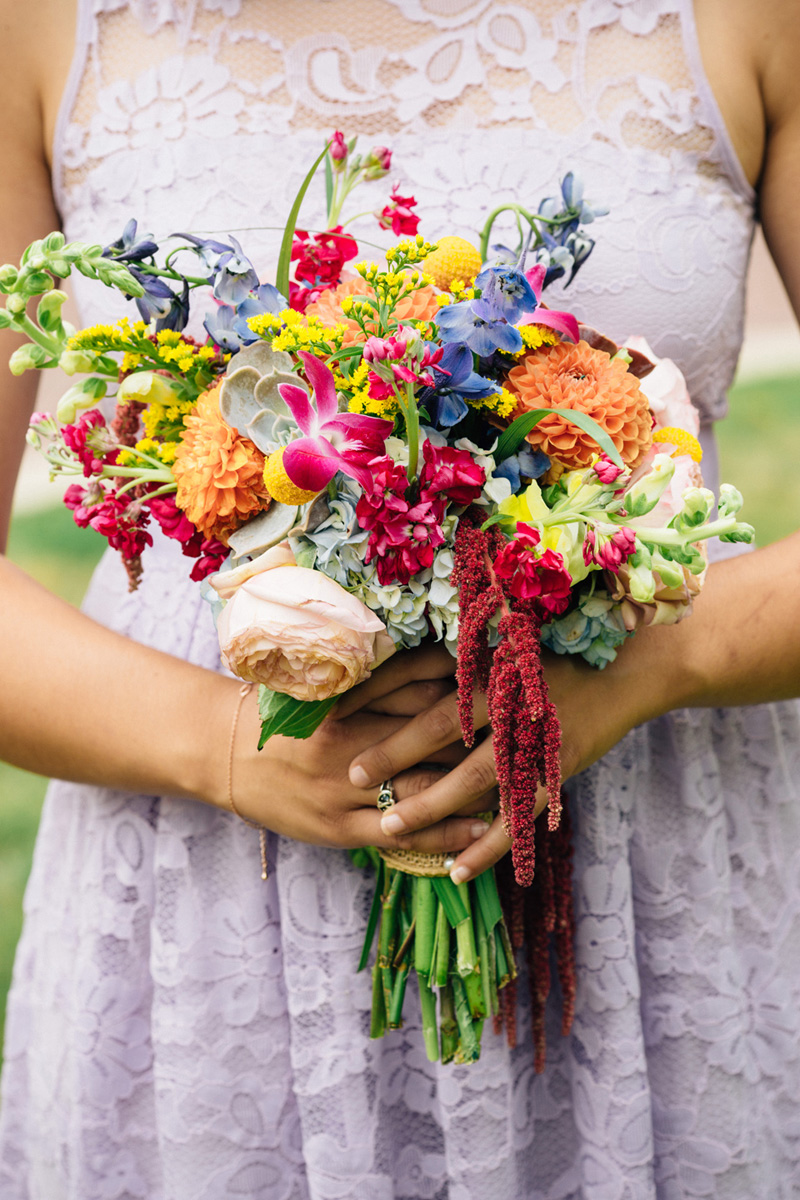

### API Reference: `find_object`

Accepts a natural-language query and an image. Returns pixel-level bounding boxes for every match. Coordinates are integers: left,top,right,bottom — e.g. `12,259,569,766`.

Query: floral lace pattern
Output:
3,2,800,1198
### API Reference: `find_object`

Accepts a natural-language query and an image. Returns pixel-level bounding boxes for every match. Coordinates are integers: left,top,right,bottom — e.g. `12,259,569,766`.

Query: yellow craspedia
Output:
422,236,482,291
652,426,703,463
263,446,320,505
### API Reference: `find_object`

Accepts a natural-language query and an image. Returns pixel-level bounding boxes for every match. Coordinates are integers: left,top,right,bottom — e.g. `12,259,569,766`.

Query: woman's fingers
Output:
348,689,489,789
447,815,513,883
345,807,488,854
376,739,498,835
362,678,453,717
332,642,456,720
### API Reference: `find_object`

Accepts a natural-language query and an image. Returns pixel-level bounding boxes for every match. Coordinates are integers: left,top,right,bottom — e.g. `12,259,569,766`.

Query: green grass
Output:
0,374,797,1055
715,373,800,547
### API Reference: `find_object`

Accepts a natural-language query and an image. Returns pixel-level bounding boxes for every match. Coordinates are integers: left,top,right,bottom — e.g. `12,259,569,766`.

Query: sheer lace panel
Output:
63,1,723,193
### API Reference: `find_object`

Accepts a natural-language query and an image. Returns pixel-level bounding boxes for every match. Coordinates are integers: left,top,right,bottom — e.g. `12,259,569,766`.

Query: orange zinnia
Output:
505,341,653,470
173,382,271,543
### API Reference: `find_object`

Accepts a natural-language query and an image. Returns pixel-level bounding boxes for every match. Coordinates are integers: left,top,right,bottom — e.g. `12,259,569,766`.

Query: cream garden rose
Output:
209,545,396,701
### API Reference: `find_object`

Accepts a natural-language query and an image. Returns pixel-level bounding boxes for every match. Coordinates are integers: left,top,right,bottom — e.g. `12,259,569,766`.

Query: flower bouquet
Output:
3,135,754,1067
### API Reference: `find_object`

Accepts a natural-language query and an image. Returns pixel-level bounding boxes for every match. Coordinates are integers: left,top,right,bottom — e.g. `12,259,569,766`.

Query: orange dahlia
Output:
173,382,272,543
505,341,653,471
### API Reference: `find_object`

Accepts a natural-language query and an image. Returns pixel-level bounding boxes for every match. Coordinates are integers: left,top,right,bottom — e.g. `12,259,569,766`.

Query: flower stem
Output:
439,983,458,1063
370,961,387,1038
413,877,436,978
433,902,450,988
452,976,480,1062
417,977,440,1062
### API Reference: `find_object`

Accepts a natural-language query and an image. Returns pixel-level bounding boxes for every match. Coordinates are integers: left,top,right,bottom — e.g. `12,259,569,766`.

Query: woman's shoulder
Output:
0,0,76,174
695,0,800,189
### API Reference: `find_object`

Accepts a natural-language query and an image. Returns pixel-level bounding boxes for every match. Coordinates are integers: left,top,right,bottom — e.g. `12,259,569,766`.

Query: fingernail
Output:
381,813,406,835
450,866,470,885
470,822,487,839
350,764,371,788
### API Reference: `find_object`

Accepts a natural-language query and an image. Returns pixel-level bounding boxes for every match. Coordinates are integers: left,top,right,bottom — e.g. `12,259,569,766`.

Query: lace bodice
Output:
55,0,755,428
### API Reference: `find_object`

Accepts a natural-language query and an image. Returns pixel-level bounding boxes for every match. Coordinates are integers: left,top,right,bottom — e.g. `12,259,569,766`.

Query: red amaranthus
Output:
452,511,576,1071
451,515,563,885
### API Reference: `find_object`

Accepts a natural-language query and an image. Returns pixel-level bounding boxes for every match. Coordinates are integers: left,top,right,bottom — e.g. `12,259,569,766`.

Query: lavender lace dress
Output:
2,2,800,1197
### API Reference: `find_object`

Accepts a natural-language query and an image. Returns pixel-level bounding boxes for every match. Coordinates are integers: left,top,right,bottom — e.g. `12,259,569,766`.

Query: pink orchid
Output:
278,351,394,492
521,264,580,343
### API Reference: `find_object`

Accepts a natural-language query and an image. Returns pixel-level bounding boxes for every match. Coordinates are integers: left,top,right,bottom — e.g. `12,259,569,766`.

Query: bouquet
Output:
4,135,754,1067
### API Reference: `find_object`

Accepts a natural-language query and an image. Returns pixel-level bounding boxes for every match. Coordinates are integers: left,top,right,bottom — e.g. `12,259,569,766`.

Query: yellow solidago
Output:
349,387,401,419
250,309,345,355
515,324,561,354
469,387,518,420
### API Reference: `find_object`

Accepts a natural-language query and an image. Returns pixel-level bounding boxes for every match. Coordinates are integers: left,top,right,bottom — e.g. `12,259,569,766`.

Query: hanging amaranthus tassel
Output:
494,799,576,1072
452,510,576,1070
451,513,564,886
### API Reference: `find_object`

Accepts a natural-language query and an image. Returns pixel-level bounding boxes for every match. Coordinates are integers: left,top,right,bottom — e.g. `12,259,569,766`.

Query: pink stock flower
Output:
378,188,420,236
594,454,626,485
278,351,393,491
64,481,102,527
329,130,348,163
582,525,637,573
190,537,228,582
418,440,485,506
147,493,227,580
67,486,153,559
356,456,447,585
62,410,119,477
493,523,571,614
365,495,446,585
148,494,197,544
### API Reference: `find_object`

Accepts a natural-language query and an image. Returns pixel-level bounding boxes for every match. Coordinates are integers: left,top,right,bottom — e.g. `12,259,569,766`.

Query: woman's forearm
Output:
0,556,235,802
612,531,800,723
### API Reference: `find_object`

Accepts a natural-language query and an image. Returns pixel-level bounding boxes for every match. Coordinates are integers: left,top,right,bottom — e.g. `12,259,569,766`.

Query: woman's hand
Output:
223,682,489,854
340,638,672,881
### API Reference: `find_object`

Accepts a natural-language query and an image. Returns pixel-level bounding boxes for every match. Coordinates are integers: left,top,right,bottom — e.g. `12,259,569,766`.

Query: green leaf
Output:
257,686,338,747
275,141,332,300
494,407,625,469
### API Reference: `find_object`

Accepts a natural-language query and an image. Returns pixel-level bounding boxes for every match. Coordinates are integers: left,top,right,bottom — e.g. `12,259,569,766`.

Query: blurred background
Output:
2,229,799,1054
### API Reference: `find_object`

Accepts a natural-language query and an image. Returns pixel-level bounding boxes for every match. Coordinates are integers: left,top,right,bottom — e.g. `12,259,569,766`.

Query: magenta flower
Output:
594,454,626,486
278,351,393,492
330,130,348,163
62,411,119,477
582,525,637,573
493,523,571,613
418,440,485,506
356,455,446,585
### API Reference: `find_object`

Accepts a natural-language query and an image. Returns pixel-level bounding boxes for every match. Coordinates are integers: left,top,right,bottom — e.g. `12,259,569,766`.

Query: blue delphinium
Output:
417,343,500,428
102,219,159,263
233,284,287,344
492,445,550,492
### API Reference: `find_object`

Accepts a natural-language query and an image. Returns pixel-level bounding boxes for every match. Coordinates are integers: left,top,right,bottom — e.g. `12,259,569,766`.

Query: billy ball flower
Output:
172,382,272,543
505,340,653,471
422,237,482,291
